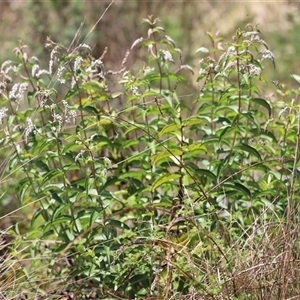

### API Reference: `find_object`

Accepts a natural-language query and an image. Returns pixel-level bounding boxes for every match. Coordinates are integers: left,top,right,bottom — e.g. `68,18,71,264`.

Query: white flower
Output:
74,56,83,72
243,31,260,38
260,49,275,61
75,149,86,162
25,117,34,138
4,65,17,74
71,77,77,89
53,113,63,132
0,107,8,123
62,100,69,114
198,68,206,75
1,60,12,70
78,44,91,51
49,46,59,75
57,66,66,84
32,64,39,77
36,69,50,77
161,50,173,62
131,37,144,49
9,83,28,100
31,56,39,62
143,67,154,76
15,143,21,154
49,59,54,76
131,86,139,95
103,156,113,169
66,110,77,124
248,64,261,77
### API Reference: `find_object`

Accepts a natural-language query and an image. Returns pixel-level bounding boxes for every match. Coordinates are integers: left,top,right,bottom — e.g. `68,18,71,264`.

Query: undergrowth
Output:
0,14,300,300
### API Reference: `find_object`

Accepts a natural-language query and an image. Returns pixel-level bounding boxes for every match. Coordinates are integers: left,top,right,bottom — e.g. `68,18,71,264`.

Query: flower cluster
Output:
62,100,77,124
24,117,40,141
0,107,8,123
9,82,28,101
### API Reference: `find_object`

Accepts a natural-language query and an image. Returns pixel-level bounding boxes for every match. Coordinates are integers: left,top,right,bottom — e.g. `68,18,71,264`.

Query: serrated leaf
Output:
151,173,181,191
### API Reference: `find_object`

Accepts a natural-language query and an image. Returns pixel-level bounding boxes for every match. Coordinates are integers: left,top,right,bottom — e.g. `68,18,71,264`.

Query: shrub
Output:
0,16,299,300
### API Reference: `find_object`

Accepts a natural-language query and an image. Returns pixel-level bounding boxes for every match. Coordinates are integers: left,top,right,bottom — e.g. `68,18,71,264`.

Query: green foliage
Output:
0,16,300,300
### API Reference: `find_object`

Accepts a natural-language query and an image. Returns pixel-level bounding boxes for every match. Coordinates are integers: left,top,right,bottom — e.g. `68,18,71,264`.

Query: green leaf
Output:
142,90,161,98
65,88,79,100
111,92,123,99
151,148,183,165
62,141,82,153
27,91,35,105
17,178,31,203
158,123,182,137
122,139,139,149
34,160,49,172
251,98,272,118
185,162,217,181
250,129,277,142
151,173,181,191
218,125,232,143
81,80,106,93
223,182,251,197
241,111,260,130
52,203,71,222
83,105,99,116
194,168,217,181
41,169,64,186
182,143,207,154
215,105,239,115
183,116,209,127
91,135,112,146
119,171,143,181
291,74,300,85
105,219,130,230
234,143,262,161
